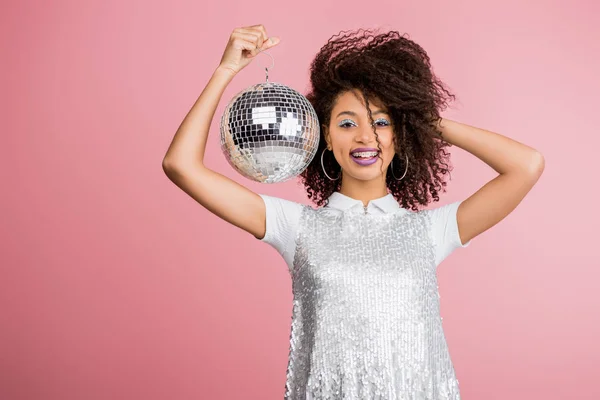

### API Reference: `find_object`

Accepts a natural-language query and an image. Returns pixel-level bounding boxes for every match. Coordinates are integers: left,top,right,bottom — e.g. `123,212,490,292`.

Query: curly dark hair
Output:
298,28,457,212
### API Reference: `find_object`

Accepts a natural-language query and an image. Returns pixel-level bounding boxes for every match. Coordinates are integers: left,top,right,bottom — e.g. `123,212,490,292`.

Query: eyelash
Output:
339,119,390,128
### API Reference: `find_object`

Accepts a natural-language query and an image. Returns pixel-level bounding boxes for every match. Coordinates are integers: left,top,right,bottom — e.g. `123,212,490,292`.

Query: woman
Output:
163,25,544,399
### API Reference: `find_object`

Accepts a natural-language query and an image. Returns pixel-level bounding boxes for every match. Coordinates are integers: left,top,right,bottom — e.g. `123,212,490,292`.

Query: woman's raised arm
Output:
162,25,280,240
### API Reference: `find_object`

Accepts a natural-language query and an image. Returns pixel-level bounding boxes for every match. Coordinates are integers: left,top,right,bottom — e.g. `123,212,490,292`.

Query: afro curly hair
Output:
299,28,457,212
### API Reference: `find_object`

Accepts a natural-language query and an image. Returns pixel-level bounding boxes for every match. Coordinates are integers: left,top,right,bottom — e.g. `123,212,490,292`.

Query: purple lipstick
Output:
350,147,380,166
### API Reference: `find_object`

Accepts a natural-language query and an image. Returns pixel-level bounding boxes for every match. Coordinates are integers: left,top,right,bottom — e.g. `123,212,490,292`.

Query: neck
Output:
338,174,388,207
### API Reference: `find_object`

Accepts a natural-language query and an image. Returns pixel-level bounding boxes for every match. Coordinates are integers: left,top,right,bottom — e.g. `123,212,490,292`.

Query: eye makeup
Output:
338,118,390,127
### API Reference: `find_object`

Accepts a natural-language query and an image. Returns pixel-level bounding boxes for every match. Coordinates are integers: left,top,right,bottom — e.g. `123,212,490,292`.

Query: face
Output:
324,89,396,182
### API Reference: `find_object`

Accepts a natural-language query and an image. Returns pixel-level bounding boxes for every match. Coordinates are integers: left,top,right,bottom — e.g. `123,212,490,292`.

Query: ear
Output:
322,124,331,149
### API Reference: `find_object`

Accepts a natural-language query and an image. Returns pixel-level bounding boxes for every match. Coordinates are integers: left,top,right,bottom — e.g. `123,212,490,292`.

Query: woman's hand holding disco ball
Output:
218,25,280,76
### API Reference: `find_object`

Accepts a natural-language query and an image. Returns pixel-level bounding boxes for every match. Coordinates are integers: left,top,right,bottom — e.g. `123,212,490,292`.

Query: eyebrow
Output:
336,110,389,119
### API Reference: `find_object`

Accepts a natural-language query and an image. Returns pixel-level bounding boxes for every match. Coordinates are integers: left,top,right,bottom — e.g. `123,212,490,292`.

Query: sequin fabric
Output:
283,204,461,399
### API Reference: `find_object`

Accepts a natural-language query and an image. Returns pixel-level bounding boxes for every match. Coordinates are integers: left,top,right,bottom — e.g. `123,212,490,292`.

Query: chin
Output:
344,167,386,181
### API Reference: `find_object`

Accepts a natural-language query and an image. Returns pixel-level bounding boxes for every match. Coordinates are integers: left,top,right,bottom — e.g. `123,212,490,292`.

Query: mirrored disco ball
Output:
219,82,320,183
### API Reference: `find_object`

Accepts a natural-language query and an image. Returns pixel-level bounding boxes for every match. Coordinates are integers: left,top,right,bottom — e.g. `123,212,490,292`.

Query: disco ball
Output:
219,81,320,183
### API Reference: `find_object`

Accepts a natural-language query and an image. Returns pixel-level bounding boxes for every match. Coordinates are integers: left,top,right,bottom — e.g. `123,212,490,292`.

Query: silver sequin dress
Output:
259,192,471,399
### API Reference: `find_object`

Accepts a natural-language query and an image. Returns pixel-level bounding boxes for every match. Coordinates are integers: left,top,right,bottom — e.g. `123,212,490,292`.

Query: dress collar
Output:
325,191,407,214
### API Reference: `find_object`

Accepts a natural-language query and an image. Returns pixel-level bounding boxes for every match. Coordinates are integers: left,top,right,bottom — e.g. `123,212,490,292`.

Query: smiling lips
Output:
350,147,379,157
350,147,380,166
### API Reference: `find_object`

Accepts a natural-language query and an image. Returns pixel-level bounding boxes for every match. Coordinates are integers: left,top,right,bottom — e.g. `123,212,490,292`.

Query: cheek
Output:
384,150,395,163
382,135,395,153
382,130,395,146
382,137,396,161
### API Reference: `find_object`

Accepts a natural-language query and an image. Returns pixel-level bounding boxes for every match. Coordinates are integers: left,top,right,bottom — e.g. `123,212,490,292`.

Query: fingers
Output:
231,34,260,57
249,25,279,52
235,25,278,50
235,27,265,46
231,25,279,58
233,32,262,47
247,24,269,43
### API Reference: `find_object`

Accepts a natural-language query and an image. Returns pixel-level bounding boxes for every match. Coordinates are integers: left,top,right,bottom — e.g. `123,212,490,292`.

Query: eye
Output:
338,118,390,128
338,119,356,128
374,119,390,127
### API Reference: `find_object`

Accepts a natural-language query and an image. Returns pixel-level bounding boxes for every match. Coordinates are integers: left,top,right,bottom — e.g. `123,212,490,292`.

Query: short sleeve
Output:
257,194,303,268
426,200,471,267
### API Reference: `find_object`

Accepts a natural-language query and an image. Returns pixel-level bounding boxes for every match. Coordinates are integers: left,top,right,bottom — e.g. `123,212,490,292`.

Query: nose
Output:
355,123,376,144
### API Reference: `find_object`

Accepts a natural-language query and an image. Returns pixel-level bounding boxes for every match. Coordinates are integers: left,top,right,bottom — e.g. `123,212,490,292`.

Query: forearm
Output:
437,118,544,176
163,66,236,169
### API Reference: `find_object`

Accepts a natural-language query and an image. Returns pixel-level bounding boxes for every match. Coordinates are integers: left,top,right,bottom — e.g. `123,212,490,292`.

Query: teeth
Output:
351,151,378,158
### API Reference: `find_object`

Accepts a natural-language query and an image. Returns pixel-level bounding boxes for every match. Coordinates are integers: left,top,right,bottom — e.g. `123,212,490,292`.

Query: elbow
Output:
162,157,204,179
529,151,545,177
162,157,184,178
162,157,175,173
519,151,544,183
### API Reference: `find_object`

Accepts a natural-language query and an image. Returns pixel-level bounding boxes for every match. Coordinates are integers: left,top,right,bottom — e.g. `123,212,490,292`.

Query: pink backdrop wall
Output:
2,0,598,398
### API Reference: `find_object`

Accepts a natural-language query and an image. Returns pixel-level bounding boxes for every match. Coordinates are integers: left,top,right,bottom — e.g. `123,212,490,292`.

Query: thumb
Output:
263,36,280,49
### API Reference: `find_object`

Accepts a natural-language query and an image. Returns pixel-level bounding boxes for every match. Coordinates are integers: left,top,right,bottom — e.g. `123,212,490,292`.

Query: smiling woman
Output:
163,25,543,400
319,90,399,194
298,31,458,210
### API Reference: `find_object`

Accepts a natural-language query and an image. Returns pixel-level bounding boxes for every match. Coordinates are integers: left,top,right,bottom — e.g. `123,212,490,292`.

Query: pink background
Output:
1,0,598,399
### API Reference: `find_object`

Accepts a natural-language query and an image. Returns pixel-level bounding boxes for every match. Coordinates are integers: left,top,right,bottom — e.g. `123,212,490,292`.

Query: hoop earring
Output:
390,154,409,180
321,148,340,181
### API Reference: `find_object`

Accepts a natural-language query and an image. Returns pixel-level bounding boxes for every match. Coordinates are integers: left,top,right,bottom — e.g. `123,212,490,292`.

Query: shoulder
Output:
419,200,461,224
257,194,306,264
418,200,471,267
258,194,306,214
